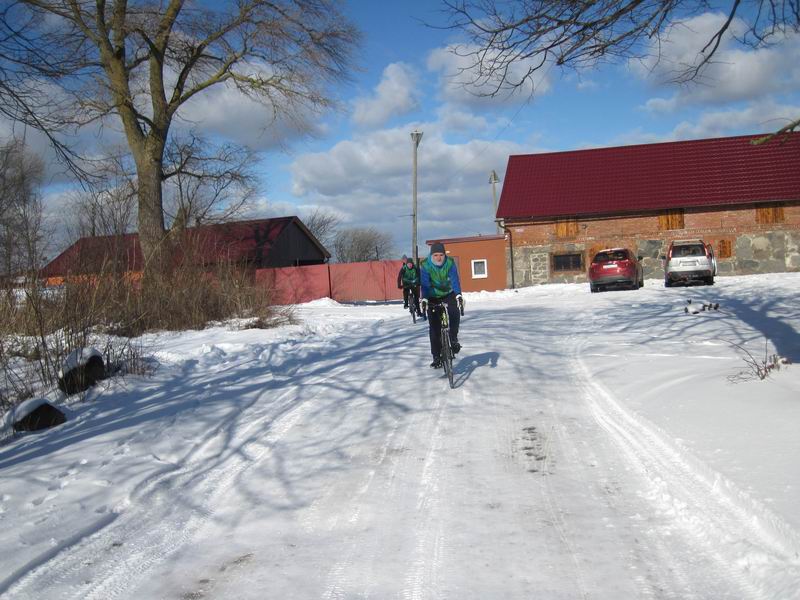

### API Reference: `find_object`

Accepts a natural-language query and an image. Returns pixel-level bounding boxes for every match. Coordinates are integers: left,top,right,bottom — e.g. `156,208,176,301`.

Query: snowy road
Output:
1,275,799,599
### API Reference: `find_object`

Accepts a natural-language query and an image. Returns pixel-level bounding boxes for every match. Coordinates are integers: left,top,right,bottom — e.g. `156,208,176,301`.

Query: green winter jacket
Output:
398,264,419,287
420,255,461,299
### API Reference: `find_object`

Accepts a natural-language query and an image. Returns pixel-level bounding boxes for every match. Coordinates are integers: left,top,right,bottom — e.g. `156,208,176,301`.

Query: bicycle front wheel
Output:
441,328,454,389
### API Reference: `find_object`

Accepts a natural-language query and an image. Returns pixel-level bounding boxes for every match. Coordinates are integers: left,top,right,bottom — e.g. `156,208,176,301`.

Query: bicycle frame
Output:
431,303,455,388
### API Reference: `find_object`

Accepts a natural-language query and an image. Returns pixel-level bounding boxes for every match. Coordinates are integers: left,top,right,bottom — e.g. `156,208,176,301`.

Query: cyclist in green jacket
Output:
397,256,422,317
419,242,463,368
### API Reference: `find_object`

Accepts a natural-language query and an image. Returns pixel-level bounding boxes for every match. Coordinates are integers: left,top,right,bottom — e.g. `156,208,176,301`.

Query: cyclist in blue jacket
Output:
420,242,463,368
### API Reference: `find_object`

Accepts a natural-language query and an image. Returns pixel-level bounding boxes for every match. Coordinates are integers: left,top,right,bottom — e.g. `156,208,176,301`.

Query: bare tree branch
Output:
332,227,394,263
0,0,361,278
439,0,800,118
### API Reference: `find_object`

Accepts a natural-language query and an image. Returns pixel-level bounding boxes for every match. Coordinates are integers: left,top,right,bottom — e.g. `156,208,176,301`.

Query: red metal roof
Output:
41,217,317,278
497,133,800,220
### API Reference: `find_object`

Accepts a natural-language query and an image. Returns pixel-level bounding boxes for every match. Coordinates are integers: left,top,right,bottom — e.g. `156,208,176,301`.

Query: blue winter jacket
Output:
420,254,462,299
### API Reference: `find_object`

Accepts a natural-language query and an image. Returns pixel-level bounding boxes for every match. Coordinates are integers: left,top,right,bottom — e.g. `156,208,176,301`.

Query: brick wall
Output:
505,201,800,286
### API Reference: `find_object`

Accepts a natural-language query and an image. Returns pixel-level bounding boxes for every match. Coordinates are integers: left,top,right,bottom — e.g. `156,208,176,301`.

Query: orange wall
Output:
436,238,507,292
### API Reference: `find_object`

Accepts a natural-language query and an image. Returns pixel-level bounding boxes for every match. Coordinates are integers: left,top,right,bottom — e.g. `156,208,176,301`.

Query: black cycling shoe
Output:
430,357,442,369
452,342,461,355
403,303,408,309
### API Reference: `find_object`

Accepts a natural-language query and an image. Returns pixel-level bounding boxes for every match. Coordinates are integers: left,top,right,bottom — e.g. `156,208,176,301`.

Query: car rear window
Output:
673,244,705,257
593,250,629,262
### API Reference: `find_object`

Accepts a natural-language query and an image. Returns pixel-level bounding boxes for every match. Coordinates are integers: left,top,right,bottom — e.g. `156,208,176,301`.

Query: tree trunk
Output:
136,152,168,278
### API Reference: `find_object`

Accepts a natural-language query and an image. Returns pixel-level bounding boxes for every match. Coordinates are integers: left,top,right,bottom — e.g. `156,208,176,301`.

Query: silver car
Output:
662,239,717,287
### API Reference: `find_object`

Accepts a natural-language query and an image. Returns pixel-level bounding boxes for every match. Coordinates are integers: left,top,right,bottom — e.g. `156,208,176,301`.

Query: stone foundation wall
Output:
510,245,550,287
734,231,800,273
507,230,800,287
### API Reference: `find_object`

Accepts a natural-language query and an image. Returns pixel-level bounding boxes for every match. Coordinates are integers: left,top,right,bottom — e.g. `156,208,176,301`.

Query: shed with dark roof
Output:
41,216,329,281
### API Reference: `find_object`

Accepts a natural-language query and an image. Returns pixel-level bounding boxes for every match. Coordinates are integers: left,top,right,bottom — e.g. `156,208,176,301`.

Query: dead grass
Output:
0,239,282,413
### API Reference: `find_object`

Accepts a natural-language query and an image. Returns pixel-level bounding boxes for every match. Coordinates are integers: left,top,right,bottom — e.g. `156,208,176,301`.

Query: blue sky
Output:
21,1,800,257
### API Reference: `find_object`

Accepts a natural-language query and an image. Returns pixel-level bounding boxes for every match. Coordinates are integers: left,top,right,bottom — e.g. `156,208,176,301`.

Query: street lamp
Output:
489,170,500,233
411,129,423,265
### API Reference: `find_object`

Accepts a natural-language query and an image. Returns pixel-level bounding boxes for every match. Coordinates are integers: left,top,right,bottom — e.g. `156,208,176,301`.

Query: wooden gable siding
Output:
266,221,328,267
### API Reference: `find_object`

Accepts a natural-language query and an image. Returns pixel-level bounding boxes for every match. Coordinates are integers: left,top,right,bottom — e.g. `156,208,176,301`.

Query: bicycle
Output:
431,296,465,389
408,290,418,323
403,287,421,323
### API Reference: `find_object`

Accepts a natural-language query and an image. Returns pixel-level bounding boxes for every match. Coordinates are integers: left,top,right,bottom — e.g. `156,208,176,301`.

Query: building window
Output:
554,218,579,238
552,252,583,272
471,259,488,279
658,209,685,230
756,203,785,224
717,239,732,259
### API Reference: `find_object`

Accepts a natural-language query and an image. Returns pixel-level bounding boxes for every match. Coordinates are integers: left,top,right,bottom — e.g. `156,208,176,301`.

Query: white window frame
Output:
471,258,488,279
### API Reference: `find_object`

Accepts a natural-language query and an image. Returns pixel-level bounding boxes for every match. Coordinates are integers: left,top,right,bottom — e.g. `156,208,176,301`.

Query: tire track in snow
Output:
319,414,405,600
571,338,800,600
319,377,452,600
401,385,455,600
1,361,353,600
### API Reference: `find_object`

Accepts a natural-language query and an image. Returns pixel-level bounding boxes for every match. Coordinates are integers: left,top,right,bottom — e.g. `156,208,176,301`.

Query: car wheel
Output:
706,276,715,286
664,278,672,288
590,283,597,293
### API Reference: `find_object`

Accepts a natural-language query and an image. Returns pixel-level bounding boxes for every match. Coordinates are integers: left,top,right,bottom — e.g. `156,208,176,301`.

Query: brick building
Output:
496,133,800,287
424,235,507,292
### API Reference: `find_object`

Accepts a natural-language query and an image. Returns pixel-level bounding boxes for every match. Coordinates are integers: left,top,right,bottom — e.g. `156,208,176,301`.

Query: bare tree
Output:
442,0,800,136
0,138,46,277
163,133,258,230
332,227,394,263
66,151,138,242
1,1,360,278
66,132,258,244
303,207,341,251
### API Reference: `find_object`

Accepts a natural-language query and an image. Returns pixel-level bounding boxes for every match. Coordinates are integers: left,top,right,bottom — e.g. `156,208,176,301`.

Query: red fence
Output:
256,260,405,305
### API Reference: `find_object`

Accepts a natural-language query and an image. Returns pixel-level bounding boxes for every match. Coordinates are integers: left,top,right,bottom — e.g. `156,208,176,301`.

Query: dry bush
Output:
0,238,283,414
727,338,791,383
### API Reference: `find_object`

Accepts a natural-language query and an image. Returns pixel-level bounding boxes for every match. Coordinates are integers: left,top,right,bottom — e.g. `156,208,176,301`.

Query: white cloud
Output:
435,105,489,134
643,97,679,113
351,63,420,128
668,101,800,140
427,45,553,109
289,124,528,250
615,100,800,145
175,77,324,151
633,12,800,110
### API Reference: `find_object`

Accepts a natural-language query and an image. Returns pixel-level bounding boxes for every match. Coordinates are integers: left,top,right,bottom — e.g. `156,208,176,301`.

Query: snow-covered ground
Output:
1,273,799,599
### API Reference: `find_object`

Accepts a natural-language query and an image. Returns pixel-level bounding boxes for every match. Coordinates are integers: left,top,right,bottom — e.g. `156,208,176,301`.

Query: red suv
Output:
588,248,644,293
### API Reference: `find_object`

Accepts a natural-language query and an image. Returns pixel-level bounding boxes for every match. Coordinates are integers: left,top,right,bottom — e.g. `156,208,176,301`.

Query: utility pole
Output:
489,170,500,233
411,130,423,265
